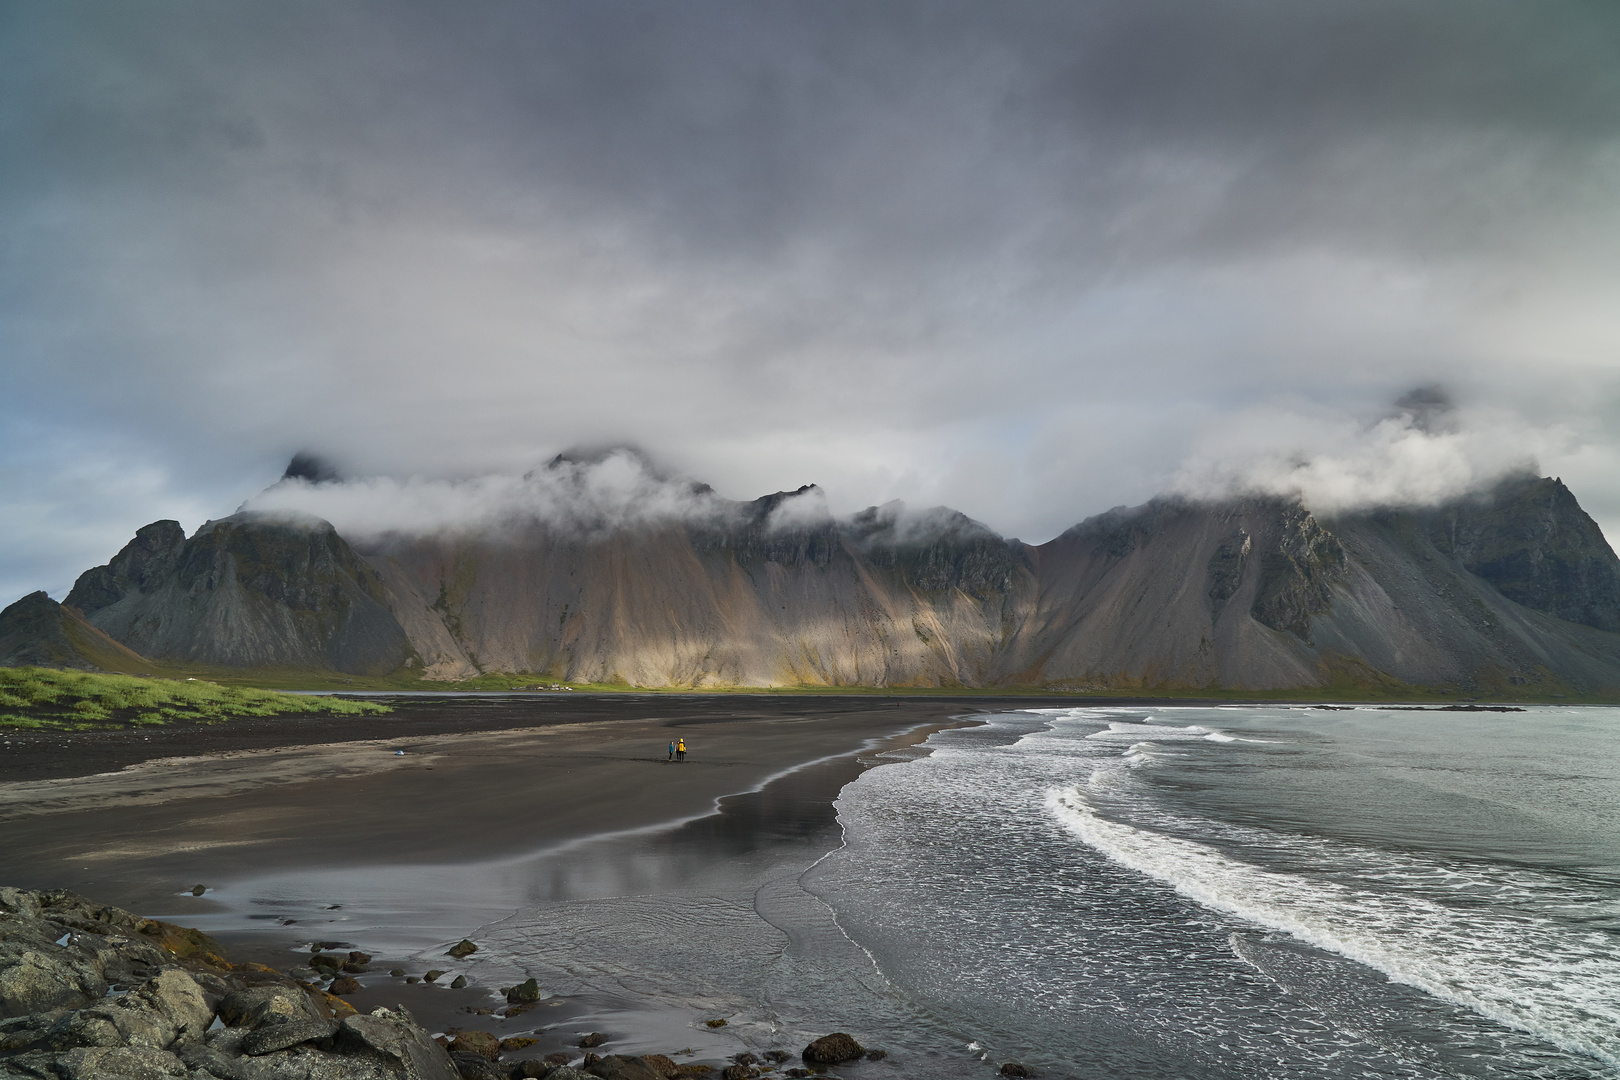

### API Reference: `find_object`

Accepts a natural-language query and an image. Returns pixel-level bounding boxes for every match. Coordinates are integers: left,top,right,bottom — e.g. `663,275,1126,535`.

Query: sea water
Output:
808,706,1620,1079
183,705,1620,1078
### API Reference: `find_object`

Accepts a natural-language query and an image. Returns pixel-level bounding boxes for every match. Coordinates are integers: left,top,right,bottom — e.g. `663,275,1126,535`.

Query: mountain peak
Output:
281,452,342,484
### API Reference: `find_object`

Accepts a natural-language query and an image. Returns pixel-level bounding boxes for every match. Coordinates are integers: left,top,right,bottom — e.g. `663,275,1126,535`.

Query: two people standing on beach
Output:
666,738,687,762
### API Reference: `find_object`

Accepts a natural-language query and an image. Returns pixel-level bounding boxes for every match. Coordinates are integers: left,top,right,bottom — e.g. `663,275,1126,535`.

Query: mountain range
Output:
5,458,1620,694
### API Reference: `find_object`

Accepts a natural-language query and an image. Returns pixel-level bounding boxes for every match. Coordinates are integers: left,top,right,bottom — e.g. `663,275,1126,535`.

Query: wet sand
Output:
0,694,1028,1069
0,695,989,923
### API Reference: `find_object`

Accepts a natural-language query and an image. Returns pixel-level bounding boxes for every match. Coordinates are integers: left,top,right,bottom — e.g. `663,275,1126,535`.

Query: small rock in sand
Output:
447,939,479,958
425,969,447,983
449,1030,500,1060
328,975,361,996
643,1052,679,1077
190,884,206,896
802,1033,864,1064
507,977,541,1004
579,1030,608,1048
451,975,468,989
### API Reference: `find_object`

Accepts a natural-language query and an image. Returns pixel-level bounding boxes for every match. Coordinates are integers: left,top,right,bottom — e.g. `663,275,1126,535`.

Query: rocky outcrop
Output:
1425,475,1620,633
60,521,187,618
0,593,152,673
1204,530,1250,619
1,886,869,1080
65,513,415,675
0,887,457,1080
1249,506,1346,642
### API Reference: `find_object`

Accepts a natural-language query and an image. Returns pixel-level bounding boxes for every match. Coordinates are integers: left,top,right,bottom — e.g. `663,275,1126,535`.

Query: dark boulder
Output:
586,1054,667,1080
449,1030,500,1060
801,1033,864,1064
451,1048,507,1079
336,1006,460,1078
241,1016,337,1055
578,1031,608,1048
216,985,324,1029
642,1052,679,1077
448,939,479,958
999,1063,1034,1078
507,978,541,1004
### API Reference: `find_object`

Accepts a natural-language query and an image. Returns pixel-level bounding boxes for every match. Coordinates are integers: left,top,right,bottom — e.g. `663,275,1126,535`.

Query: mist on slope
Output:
237,386,1569,550
1166,388,1565,517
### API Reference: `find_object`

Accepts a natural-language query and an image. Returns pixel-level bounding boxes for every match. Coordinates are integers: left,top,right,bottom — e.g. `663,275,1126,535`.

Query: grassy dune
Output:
0,667,391,729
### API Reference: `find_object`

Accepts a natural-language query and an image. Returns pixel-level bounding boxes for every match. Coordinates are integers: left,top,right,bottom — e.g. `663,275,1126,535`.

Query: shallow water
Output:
811,706,1620,1078
178,705,1620,1078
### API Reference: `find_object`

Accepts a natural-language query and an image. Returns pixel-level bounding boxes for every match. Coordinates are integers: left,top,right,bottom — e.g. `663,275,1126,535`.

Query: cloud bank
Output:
244,449,731,538
1169,390,1560,514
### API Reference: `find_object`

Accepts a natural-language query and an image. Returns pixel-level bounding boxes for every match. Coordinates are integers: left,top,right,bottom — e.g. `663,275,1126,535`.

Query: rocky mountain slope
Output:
63,514,413,676
0,592,150,673
17,467,1620,693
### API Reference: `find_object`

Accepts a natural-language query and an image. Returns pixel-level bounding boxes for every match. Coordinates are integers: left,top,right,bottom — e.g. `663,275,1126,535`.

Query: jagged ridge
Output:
13,470,1620,693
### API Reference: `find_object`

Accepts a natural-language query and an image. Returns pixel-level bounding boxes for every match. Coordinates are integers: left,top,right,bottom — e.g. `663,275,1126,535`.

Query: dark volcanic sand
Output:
0,694,1020,1057
0,694,1025,918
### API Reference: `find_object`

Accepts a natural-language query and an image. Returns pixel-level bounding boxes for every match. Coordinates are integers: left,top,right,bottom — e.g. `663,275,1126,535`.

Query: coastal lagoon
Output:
161,704,1620,1078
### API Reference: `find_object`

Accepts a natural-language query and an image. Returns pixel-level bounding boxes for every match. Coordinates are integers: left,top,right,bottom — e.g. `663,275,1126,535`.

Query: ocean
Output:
807,706,1620,1078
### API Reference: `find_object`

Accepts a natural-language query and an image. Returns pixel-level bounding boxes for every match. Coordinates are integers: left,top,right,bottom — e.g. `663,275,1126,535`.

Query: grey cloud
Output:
3,1,1620,602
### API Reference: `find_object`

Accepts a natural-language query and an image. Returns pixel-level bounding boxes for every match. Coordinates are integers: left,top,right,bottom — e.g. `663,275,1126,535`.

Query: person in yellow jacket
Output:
676,738,687,762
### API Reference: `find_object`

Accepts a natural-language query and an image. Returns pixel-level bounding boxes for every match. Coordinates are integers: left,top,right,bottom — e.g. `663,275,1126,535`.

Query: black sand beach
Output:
0,694,1016,1072
0,695,995,912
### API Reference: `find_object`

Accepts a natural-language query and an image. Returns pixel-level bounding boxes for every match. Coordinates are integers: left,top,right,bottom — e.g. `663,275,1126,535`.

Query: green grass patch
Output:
0,667,391,729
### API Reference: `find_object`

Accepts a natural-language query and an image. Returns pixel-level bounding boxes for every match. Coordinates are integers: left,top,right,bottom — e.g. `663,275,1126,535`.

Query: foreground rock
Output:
2,887,902,1080
801,1032,864,1064
0,886,458,1079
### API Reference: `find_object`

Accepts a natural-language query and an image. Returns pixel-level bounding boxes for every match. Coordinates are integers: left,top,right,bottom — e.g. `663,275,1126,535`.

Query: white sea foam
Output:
1046,781,1620,1069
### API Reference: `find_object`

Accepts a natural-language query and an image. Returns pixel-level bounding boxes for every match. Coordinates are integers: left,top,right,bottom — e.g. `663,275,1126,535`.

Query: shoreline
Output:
0,696,990,1069
0,698,970,909
175,716,965,1056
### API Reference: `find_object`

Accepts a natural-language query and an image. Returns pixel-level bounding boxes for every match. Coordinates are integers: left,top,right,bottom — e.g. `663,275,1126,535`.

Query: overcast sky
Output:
5,1,1620,602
